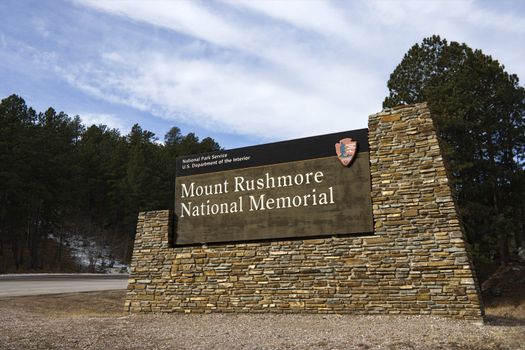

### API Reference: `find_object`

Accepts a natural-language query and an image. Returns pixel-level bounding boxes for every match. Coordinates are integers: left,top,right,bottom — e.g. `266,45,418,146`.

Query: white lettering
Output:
180,202,191,217
181,183,194,198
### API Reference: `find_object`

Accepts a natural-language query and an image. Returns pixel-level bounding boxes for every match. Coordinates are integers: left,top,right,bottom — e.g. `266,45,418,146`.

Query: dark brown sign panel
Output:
175,129,373,244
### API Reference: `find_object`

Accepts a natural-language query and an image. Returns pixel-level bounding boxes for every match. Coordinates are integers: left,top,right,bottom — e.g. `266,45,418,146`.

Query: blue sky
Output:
1,0,524,148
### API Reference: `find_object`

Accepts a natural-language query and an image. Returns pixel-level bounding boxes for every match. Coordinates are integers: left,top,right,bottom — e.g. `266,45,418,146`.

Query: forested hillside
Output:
0,94,220,273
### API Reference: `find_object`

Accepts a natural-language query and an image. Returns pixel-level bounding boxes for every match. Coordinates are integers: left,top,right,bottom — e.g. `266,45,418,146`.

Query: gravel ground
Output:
0,291,523,350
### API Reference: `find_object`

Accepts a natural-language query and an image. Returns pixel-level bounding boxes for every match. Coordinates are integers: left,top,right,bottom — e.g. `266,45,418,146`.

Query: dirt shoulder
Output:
0,290,523,350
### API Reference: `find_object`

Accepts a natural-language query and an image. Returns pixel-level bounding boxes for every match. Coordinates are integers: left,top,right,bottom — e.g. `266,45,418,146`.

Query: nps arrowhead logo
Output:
335,138,357,166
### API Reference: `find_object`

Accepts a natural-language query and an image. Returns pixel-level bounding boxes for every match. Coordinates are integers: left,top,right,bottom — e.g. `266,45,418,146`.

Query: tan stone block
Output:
381,114,401,122
364,236,392,245
403,209,418,217
289,301,305,308
428,260,454,267
461,278,475,285
417,294,431,301
344,258,366,266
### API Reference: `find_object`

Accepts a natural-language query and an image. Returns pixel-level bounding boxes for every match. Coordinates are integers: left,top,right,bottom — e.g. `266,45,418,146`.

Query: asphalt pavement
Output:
0,274,129,297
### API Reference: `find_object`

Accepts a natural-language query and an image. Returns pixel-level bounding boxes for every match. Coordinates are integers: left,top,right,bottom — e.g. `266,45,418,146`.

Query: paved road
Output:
0,274,129,297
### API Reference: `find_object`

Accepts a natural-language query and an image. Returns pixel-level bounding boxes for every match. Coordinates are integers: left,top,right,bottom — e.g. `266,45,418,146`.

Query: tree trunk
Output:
29,203,41,270
56,228,63,263
517,202,525,249
11,237,20,271
487,136,509,266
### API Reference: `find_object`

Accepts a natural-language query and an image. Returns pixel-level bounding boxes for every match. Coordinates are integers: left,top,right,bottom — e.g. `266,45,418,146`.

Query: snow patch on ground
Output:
48,233,129,273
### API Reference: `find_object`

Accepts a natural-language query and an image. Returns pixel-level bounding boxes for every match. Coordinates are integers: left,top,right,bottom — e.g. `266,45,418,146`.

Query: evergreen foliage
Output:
384,35,525,266
0,95,220,272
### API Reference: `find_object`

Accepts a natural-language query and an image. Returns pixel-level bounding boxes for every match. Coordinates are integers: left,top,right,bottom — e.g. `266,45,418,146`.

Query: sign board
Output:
174,129,373,244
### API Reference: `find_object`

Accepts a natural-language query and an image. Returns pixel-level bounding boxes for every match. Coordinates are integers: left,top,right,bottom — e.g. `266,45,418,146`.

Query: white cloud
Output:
66,0,525,142
33,18,50,38
79,112,128,133
223,0,359,41
65,0,385,140
77,0,247,50
101,52,125,64
362,1,525,76
63,52,381,139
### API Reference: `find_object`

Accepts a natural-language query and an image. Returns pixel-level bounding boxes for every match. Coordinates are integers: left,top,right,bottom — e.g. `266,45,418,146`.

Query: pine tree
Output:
384,36,525,266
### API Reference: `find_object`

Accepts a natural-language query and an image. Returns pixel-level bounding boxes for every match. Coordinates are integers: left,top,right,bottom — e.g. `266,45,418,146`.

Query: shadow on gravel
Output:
383,342,505,350
484,314,525,327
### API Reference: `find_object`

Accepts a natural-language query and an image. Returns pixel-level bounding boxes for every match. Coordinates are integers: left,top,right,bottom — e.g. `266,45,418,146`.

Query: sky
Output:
1,0,524,149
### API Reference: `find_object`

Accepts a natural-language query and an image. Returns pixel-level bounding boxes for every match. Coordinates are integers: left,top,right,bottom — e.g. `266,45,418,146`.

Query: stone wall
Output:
125,103,483,321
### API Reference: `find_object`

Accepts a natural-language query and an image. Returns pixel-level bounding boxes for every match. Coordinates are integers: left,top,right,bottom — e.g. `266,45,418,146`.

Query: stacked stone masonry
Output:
125,103,484,321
